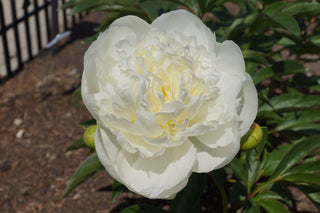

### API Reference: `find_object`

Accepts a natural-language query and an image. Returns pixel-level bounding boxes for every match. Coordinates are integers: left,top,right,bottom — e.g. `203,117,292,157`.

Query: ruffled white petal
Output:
118,132,165,157
97,124,197,199
215,40,257,136
151,10,217,54
82,16,151,120
116,139,196,199
215,40,245,76
191,129,240,172
239,73,258,136
95,123,121,181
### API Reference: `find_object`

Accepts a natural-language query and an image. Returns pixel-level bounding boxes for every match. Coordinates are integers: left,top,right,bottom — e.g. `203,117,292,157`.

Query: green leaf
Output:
140,0,178,20
111,180,126,203
264,1,288,15
270,183,293,207
253,60,305,84
244,202,260,213
61,0,81,9
309,192,320,203
170,0,199,15
269,137,320,180
250,35,279,53
94,12,125,32
277,37,295,46
274,110,320,132
295,185,320,210
281,2,320,17
65,137,87,152
231,158,248,185
169,173,206,213
69,0,138,15
246,152,262,193
266,13,300,36
211,169,227,213
63,153,104,197
242,50,268,66
308,192,320,209
257,111,282,124
291,123,320,133
311,35,320,46
256,190,283,201
252,67,273,84
120,205,167,213
258,199,290,213
81,33,99,44
71,86,82,103
226,18,244,38
230,181,247,208
79,119,97,128
259,93,320,113
198,0,226,14
281,173,320,185
284,161,320,176
262,145,292,177
211,169,224,190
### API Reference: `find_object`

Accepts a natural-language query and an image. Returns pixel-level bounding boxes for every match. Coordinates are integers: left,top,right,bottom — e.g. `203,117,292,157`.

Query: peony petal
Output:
115,140,196,199
195,119,237,149
82,16,151,120
215,40,258,136
239,73,258,136
111,85,137,121
191,130,240,172
215,40,245,75
95,123,121,181
151,10,217,53
215,75,242,108
99,111,162,138
119,132,165,157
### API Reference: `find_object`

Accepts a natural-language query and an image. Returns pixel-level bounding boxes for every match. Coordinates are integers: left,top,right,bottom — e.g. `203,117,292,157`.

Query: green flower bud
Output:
240,123,263,151
83,125,97,149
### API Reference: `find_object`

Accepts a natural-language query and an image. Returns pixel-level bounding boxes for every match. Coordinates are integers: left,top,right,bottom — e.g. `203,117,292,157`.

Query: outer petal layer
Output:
152,10,217,53
95,124,197,199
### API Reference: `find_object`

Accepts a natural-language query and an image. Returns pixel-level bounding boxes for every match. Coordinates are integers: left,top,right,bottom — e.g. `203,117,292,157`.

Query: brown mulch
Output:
1,11,319,213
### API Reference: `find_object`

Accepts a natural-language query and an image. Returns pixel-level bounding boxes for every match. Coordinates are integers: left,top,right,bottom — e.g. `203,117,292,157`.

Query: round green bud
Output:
83,125,97,149
240,123,263,151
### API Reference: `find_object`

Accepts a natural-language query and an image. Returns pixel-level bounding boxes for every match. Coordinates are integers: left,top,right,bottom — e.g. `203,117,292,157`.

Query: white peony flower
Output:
81,9,258,199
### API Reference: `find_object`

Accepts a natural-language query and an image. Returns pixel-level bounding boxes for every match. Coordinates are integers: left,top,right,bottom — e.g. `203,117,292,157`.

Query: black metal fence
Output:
0,0,84,83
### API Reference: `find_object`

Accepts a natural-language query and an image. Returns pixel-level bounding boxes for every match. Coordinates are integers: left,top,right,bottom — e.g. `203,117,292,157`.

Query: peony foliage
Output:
63,0,320,212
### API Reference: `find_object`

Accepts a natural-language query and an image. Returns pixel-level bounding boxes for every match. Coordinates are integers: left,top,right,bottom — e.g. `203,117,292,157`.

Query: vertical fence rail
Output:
50,0,58,40
34,0,42,52
62,0,67,31
0,1,11,77
10,0,23,72
44,0,51,43
0,0,86,83
23,0,33,61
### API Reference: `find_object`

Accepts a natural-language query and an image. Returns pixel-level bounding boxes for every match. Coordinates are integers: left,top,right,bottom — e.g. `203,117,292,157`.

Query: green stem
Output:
250,175,281,197
211,173,228,213
221,187,228,213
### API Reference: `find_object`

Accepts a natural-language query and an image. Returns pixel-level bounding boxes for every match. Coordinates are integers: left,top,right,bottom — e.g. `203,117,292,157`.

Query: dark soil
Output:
0,11,319,213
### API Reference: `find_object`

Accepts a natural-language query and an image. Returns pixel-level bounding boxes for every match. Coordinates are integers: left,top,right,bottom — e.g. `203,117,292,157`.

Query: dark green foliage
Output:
63,153,104,197
169,173,207,213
